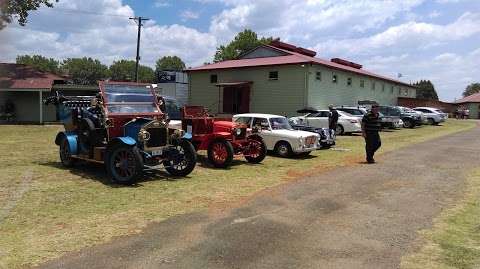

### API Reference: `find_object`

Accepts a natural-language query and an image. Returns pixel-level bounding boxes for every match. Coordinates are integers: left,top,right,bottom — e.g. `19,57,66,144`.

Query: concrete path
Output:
39,126,480,269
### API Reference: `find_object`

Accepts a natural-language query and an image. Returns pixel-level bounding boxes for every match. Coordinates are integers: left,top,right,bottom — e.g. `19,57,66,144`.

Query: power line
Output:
129,16,150,82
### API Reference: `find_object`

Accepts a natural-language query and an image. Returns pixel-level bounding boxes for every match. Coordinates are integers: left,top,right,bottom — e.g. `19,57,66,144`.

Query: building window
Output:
316,71,322,81
347,77,352,86
372,81,376,91
382,84,385,92
391,85,394,94
398,88,402,95
269,71,279,80
210,74,218,83
332,74,337,83
360,80,365,88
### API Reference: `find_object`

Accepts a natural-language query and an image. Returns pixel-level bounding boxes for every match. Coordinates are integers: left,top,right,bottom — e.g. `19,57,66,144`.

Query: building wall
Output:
307,65,416,109
189,65,307,116
0,90,57,123
466,103,480,119
156,83,189,105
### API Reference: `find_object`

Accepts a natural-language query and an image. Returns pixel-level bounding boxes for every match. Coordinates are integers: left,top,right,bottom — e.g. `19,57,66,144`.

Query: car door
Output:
252,117,275,150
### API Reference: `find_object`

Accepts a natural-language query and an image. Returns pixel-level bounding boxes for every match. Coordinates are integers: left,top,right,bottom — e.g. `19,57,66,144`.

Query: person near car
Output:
328,104,339,136
361,104,382,164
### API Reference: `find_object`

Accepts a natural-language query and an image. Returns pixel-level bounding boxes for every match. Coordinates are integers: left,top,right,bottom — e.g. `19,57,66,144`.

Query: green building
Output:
456,92,480,119
187,41,417,116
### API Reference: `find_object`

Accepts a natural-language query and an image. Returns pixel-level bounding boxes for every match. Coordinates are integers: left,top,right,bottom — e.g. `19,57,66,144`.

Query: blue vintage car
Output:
46,81,197,185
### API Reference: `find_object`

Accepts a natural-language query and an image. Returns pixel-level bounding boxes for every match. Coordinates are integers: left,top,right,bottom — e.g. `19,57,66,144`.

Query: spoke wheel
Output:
59,137,75,167
208,139,234,168
106,145,143,185
244,136,266,164
164,140,197,176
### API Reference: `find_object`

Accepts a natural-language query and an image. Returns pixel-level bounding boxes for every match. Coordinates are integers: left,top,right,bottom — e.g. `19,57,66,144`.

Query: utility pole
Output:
129,16,150,82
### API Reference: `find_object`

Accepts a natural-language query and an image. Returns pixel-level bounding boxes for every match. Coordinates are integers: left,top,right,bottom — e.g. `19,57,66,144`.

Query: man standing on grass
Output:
328,104,339,137
362,104,382,164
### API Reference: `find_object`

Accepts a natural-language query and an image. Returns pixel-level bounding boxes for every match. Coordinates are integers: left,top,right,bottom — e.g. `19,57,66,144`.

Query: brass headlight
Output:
138,129,151,141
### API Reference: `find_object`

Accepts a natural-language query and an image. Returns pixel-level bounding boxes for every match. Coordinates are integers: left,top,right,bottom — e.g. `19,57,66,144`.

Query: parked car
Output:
45,81,197,185
289,109,362,135
378,106,421,128
182,106,267,168
413,107,447,125
398,106,427,125
233,113,321,157
288,120,335,149
336,106,403,129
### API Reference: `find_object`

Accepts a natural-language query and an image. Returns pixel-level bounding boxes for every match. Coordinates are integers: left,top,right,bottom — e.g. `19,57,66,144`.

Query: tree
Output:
16,55,60,74
61,58,109,85
109,60,155,83
155,56,186,72
1,0,58,29
214,29,273,62
413,80,439,100
462,83,480,97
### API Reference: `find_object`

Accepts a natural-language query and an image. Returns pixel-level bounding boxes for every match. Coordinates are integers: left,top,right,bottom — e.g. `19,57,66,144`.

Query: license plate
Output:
152,149,163,156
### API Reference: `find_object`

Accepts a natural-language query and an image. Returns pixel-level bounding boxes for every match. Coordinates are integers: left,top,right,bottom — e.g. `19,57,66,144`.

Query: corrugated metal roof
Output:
456,92,480,103
0,63,65,90
188,44,414,88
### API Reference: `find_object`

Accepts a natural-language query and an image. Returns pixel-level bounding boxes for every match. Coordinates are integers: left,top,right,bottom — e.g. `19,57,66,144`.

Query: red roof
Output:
188,44,413,88
456,92,480,103
0,63,65,90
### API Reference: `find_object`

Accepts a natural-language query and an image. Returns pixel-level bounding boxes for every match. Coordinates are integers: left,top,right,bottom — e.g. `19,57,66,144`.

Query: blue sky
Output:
0,0,479,102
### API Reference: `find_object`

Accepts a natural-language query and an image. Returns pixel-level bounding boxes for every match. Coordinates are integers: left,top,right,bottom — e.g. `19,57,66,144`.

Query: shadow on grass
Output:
39,161,194,188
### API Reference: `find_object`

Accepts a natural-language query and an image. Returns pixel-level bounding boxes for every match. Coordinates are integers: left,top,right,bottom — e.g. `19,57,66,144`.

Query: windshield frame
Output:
99,81,162,116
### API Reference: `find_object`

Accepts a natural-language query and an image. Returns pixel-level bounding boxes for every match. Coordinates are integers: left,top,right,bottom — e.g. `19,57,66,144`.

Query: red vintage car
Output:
181,106,266,168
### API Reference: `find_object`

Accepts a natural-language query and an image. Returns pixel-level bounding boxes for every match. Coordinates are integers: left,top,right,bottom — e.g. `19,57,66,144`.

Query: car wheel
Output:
164,139,197,176
106,144,143,185
59,136,76,167
208,139,234,168
335,125,344,135
403,119,414,128
427,118,435,125
275,141,293,158
244,135,267,164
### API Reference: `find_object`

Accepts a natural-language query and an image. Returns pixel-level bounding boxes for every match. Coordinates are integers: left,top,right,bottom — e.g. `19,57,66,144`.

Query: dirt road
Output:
39,126,480,269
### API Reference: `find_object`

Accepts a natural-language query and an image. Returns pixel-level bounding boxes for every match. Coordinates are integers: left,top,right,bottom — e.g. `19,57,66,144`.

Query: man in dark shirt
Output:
362,104,382,163
328,104,339,136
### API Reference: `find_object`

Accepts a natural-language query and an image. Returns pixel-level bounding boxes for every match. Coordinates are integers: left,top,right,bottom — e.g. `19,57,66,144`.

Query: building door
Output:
223,86,250,114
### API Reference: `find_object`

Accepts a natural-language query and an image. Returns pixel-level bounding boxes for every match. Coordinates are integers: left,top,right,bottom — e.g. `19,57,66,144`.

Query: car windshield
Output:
270,117,293,130
165,99,182,120
346,109,364,115
103,84,158,114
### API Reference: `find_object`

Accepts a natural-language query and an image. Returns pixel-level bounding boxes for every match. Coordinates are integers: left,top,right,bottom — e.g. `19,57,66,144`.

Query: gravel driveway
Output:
39,125,480,269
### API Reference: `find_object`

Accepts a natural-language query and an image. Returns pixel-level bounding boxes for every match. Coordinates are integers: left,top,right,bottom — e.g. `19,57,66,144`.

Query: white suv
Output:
413,107,447,125
233,113,321,157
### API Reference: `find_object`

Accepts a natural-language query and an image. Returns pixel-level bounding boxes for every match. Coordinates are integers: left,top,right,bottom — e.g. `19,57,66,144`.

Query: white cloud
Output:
180,10,200,21
154,0,171,7
313,12,480,56
208,0,425,43
0,0,217,67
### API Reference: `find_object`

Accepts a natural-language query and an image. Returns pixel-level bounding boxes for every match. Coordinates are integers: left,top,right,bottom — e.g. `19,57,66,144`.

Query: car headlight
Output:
138,129,151,141
298,137,304,146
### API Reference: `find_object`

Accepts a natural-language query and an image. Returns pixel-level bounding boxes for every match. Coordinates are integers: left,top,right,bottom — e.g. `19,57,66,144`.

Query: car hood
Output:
270,129,320,138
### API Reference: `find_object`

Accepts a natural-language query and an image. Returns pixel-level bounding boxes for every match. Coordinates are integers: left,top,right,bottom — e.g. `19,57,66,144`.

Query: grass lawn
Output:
0,119,476,268
401,168,480,269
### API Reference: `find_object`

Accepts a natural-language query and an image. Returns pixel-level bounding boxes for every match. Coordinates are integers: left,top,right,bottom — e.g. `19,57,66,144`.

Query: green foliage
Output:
61,57,109,85
413,80,439,100
155,56,186,72
110,60,155,83
0,0,58,29
214,29,273,62
462,83,480,98
16,55,60,74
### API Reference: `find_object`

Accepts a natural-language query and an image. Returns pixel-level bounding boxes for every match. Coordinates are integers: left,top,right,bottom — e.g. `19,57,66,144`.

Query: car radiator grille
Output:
146,127,168,148
305,136,316,146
